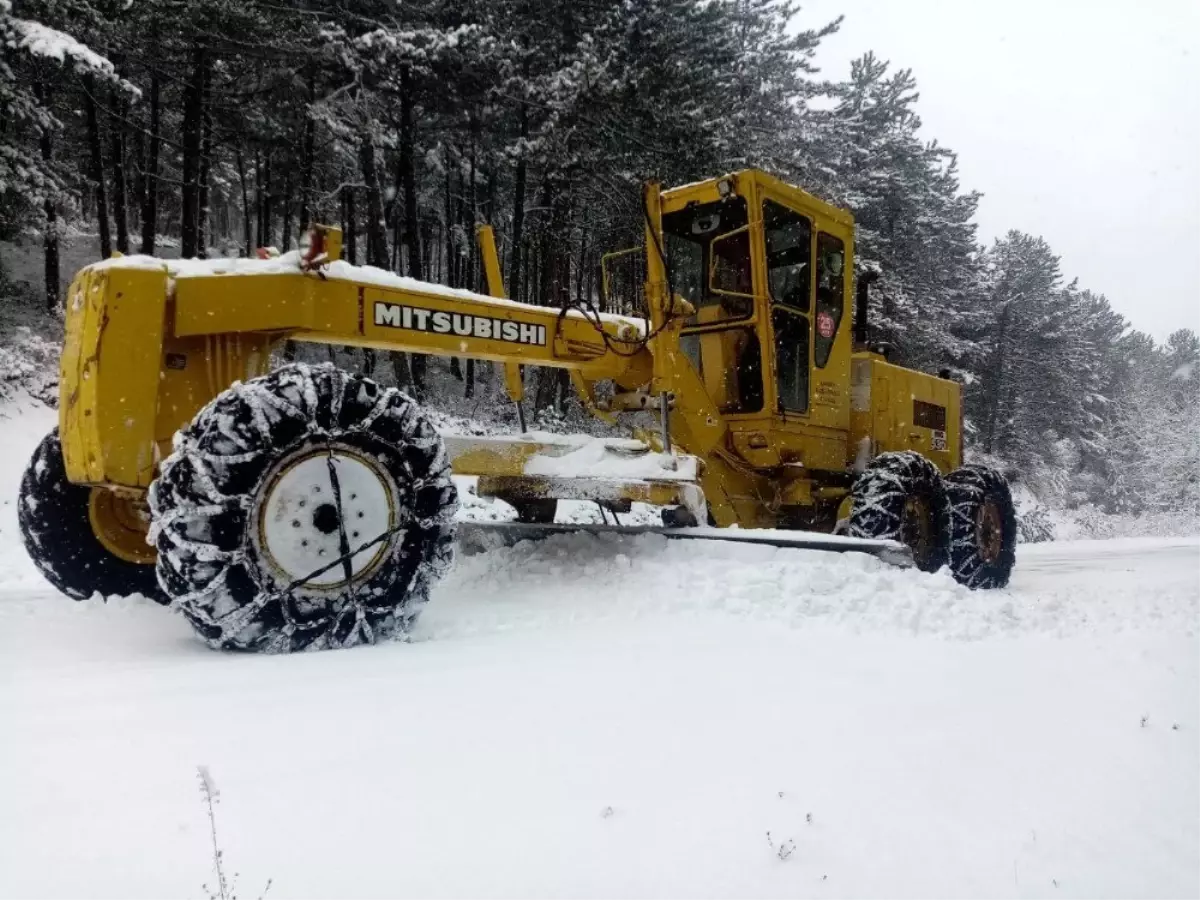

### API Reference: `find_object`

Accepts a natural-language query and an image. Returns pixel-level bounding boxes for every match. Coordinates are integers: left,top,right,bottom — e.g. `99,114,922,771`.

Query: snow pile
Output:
88,251,647,335
523,434,695,481
0,330,58,405
425,530,1199,643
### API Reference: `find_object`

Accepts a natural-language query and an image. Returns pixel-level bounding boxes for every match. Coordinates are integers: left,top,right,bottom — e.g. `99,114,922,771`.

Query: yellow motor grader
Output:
18,169,1017,652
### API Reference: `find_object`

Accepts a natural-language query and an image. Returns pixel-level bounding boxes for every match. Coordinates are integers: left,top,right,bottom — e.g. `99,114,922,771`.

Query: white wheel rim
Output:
255,445,397,589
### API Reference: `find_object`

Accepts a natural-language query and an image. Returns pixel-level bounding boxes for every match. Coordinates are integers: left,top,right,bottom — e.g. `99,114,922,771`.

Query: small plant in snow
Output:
1140,715,1149,728
196,766,272,900
805,812,813,824
600,806,614,819
766,831,795,861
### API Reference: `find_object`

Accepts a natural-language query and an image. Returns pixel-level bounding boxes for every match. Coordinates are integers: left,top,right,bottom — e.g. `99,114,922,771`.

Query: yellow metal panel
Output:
152,332,275,450
173,273,357,337
850,355,962,474
476,224,506,298
60,267,169,488
59,269,96,483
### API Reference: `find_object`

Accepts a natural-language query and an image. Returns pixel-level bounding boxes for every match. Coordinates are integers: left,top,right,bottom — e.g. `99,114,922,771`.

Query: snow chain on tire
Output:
944,464,1017,589
149,363,458,652
848,450,950,573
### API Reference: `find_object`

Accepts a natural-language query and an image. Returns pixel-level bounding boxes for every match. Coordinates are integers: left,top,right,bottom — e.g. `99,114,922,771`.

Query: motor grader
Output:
18,169,1017,653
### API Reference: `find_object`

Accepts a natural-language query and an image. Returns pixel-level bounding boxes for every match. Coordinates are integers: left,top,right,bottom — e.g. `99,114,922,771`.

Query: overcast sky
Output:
798,0,1199,342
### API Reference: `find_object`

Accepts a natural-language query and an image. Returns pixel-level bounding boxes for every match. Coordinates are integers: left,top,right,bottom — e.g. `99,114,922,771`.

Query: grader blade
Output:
456,521,913,568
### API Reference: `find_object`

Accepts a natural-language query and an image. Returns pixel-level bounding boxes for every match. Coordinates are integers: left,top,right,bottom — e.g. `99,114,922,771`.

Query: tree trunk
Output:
358,136,389,267
508,105,528,304
281,169,292,252
444,165,463,381
109,88,129,254
575,226,588,303
130,116,144,236
983,303,1010,455
196,69,212,258
297,69,316,234
236,149,252,256
344,186,357,264
538,181,556,307
399,66,421,279
34,82,59,309
390,67,424,394
180,46,206,257
140,71,160,254
255,151,265,248
443,164,455,286
463,127,480,398
339,190,348,252
84,77,112,260
261,155,273,247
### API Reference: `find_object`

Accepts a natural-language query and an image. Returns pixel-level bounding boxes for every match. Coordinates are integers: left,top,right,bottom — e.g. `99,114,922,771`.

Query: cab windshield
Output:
662,197,751,326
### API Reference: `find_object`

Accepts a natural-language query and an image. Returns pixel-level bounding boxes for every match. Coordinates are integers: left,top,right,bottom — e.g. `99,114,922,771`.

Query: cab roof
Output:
661,168,855,229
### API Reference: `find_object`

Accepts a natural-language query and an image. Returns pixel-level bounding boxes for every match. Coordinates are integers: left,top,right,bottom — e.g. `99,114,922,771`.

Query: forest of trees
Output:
1,0,1196,525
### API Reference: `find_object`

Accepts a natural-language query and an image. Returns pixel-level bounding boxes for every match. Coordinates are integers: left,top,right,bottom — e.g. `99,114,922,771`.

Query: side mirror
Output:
708,225,754,298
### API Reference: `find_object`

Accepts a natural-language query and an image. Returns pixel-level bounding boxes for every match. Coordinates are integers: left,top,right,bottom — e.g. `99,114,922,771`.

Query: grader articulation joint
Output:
18,169,1017,653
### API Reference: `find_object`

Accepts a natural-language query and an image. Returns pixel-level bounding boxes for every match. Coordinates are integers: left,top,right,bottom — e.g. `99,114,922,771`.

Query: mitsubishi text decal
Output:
374,302,547,346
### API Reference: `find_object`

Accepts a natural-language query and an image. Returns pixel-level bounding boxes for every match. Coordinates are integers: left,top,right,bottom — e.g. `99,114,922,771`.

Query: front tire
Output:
848,450,950,573
149,363,457,652
18,430,164,602
944,465,1017,589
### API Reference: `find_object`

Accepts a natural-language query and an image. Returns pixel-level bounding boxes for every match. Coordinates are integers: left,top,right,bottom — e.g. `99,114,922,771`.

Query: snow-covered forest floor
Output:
1,393,1197,899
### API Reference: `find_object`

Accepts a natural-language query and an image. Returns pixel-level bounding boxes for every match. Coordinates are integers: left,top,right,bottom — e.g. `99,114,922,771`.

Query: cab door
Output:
758,186,854,468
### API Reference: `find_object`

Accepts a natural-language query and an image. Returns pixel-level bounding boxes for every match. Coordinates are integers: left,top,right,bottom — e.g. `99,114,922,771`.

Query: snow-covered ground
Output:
1,398,1197,899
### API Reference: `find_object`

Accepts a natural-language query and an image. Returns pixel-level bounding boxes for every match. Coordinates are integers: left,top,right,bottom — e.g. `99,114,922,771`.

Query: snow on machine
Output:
18,170,1017,652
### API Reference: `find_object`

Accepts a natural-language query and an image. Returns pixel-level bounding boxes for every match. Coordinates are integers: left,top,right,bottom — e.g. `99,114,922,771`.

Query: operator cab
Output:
660,171,854,454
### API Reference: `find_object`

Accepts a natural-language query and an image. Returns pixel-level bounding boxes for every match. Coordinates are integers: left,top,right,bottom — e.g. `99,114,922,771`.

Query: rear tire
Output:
848,450,950,573
18,429,164,602
149,363,457,652
944,465,1017,589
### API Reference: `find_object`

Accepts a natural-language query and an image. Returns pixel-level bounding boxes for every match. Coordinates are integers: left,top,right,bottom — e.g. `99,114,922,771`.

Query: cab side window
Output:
814,233,845,369
763,201,812,310
763,200,812,414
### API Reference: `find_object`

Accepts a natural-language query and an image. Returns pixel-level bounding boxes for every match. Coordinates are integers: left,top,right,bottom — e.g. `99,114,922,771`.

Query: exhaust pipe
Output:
854,270,881,348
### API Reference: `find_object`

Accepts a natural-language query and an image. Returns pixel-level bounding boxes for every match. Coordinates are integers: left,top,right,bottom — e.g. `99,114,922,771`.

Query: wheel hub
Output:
976,499,1003,564
88,489,156,565
901,495,933,565
254,444,398,590
311,503,341,536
